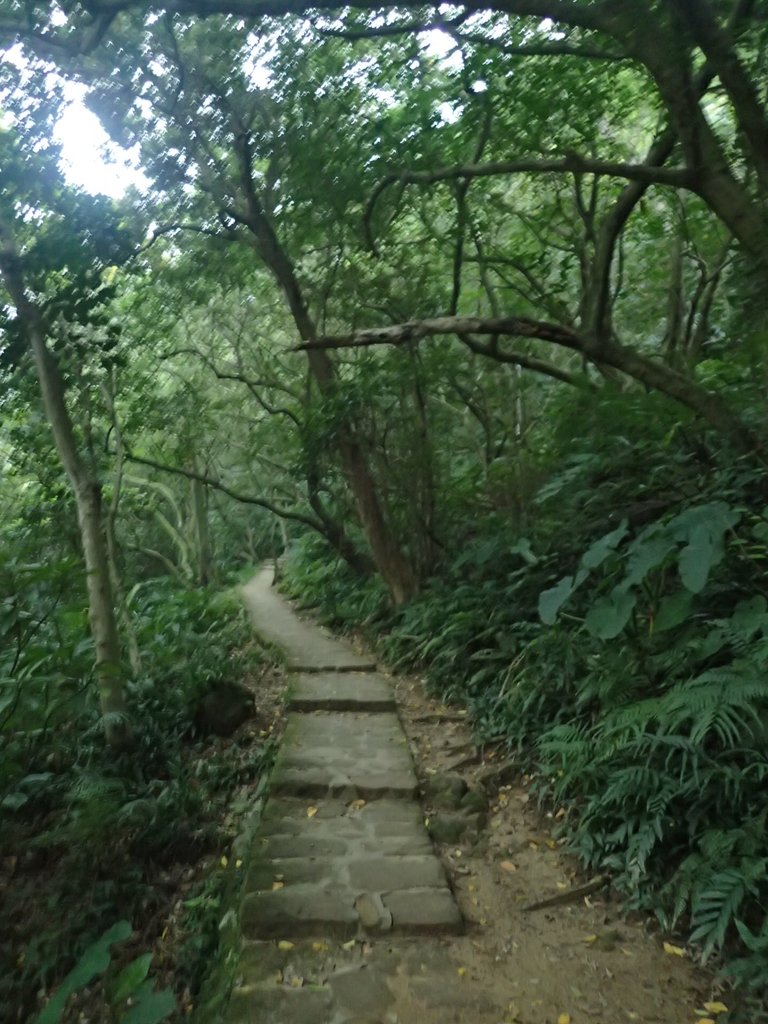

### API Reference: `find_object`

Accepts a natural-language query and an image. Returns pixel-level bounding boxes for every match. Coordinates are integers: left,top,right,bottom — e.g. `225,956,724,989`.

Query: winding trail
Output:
230,569,463,1023
230,569,706,1024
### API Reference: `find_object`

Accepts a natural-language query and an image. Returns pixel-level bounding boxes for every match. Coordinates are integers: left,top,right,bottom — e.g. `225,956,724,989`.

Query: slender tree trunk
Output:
0,219,132,749
234,159,417,602
190,464,214,586
102,375,142,677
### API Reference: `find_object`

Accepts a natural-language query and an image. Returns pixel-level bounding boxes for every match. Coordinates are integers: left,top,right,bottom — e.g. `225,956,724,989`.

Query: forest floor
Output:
233,570,725,1024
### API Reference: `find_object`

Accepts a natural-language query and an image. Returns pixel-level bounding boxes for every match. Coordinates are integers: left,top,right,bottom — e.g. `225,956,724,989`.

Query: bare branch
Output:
122,449,323,530
365,155,693,242
297,315,585,353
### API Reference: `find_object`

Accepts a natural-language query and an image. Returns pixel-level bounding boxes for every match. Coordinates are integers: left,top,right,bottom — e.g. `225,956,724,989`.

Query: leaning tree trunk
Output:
0,219,132,749
235,161,417,604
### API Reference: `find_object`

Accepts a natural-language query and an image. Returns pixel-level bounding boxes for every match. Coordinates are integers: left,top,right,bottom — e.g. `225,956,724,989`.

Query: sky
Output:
7,24,463,199
54,81,147,198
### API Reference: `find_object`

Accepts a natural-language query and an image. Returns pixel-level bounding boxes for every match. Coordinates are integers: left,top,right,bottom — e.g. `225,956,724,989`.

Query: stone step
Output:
288,672,395,712
288,658,378,673
271,712,417,799
242,884,462,938
242,797,463,941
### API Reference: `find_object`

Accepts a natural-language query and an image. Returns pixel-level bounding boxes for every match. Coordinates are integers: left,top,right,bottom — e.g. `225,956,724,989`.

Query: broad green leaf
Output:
678,523,722,593
121,984,175,1024
510,538,538,565
539,575,576,625
35,920,132,1024
585,589,637,639
111,953,153,1007
581,520,629,570
623,536,676,588
653,590,693,632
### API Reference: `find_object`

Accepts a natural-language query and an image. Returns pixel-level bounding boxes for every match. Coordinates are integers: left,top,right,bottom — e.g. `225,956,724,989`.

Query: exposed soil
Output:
386,668,725,1024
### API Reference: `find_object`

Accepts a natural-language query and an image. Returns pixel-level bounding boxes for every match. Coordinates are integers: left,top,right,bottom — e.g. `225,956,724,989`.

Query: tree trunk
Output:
234,157,417,603
190,466,214,586
0,218,132,749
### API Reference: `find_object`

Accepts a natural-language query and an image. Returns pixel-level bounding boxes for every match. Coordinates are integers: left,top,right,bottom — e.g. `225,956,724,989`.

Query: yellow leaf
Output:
306,805,318,818
499,860,517,873
457,967,467,977
663,941,686,957
468,883,477,892
694,1019,715,1024
289,976,302,988
348,798,366,810
277,940,294,951
341,939,356,951
220,855,228,868
556,882,568,890
703,1003,729,1015
312,942,329,953
272,881,284,890
557,1014,572,1024
528,841,539,851
546,839,558,850
235,859,243,869
582,934,598,945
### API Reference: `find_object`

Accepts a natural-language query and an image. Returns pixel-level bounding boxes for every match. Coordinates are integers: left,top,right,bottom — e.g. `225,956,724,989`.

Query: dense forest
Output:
1,1,767,1021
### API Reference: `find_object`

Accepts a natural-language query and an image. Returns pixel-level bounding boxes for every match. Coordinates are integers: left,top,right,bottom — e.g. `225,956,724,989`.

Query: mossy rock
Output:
424,772,468,810
195,682,254,736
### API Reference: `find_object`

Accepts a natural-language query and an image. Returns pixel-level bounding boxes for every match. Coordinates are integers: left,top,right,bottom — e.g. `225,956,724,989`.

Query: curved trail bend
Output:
231,568,709,1024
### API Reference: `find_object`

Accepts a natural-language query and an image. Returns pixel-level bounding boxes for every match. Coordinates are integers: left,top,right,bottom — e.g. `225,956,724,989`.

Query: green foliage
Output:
1,561,273,1022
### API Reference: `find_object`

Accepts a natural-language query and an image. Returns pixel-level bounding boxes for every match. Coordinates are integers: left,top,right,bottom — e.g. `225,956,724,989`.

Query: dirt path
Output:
233,569,718,1024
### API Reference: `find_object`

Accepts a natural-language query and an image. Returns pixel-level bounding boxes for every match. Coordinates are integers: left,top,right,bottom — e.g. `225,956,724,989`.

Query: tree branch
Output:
122,449,323,530
365,155,693,244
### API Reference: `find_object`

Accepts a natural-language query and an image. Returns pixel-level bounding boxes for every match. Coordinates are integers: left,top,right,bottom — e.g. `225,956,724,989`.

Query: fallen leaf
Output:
312,942,329,953
499,860,517,873
220,855,228,868
703,1003,728,1015
341,939,356,951
557,1014,572,1024
694,1019,715,1024
306,805,318,818
289,976,302,988
546,839,558,850
663,941,687,957
582,935,598,945
457,967,467,977
235,859,243,869
348,798,366,810
555,807,566,819
468,883,477,892
277,940,294,951
272,881,284,890
528,841,539,851
557,882,569,890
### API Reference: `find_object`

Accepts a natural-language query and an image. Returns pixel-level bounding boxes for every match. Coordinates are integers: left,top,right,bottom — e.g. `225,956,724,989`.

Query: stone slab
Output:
382,888,464,933
271,713,417,799
289,672,395,712
242,886,359,938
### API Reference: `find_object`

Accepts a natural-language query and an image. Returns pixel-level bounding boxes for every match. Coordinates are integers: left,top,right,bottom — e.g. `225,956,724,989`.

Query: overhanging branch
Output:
122,449,323,530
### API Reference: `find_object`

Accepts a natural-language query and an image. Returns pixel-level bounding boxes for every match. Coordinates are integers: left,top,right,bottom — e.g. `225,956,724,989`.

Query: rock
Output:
195,682,254,736
459,787,488,815
424,772,468,810
428,812,472,845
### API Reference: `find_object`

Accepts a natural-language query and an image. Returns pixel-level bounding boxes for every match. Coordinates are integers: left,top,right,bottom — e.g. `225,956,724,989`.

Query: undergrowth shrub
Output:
1,568,274,1023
